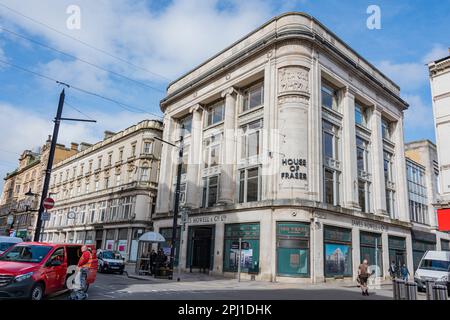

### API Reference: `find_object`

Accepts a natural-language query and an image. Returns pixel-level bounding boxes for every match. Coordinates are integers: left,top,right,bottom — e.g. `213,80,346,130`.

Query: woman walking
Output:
358,259,370,296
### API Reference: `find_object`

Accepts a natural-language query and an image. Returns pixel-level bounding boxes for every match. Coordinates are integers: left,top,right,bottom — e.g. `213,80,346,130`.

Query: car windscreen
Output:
0,245,52,263
419,259,450,272
0,242,17,252
102,251,117,259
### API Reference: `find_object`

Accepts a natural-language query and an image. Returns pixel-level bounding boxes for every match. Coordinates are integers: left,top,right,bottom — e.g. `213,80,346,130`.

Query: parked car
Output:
0,237,23,255
97,250,125,274
0,242,98,300
415,250,450,292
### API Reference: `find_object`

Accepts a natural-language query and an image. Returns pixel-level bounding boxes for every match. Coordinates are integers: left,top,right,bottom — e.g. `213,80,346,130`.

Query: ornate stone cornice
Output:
161,13,408,112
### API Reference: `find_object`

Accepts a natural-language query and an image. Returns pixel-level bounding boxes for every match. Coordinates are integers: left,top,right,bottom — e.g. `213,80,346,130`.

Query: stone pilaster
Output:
393,118,409,222
185,105,203,208
341,88,359,209
371,107,387,215
218,87,237,204
156,116,176,214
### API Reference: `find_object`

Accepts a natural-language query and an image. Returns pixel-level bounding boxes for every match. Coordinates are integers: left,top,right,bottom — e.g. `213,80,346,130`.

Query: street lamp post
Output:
154,125,185,281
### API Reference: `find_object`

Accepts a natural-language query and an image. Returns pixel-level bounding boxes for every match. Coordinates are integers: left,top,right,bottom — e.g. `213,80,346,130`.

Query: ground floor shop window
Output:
159,227,180,267
76,231,86,244
95,230,103,249
388,236,407,275
276,222,310,277
224,223,260,273
118,228,129,258
441,239,450,251
105,229,116,250
412,240,436,271
324,226,352,278
360,232,383,276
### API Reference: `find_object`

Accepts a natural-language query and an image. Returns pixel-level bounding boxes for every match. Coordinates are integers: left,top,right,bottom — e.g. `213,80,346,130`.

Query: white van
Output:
0,236,23,255
414,251,450,291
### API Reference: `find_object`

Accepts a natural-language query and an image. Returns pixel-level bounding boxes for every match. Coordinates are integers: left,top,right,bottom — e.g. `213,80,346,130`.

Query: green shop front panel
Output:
223,223,260,273
276,222,310,277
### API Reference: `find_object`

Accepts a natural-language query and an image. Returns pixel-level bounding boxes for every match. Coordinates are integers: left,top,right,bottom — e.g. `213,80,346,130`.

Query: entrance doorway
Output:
187,226,215,273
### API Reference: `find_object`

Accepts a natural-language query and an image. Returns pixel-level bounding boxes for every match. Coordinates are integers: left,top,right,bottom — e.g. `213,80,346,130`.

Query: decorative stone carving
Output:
279,67,310,94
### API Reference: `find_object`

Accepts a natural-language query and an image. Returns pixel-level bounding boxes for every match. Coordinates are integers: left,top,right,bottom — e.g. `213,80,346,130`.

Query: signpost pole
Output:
238,237,242,282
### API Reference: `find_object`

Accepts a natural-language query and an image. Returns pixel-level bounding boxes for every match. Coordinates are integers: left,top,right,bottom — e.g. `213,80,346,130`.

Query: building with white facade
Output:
429,51,450,207
42,120,163,262
154,13,415,283
405,140,450,269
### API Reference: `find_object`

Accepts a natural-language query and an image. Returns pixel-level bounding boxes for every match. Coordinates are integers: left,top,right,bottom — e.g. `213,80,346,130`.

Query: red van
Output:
0,242,98,300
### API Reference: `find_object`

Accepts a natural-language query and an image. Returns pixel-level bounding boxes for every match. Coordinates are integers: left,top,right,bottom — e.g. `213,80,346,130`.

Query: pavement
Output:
48,264,428,300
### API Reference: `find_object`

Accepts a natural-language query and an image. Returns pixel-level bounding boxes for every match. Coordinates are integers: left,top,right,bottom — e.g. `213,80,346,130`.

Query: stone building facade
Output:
405,140,450,269
429,51,450,207
0,138,78,239
41,120,163,262
154,13,415,283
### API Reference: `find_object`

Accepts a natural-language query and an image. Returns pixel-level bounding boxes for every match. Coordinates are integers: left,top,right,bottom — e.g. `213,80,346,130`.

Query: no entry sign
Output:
43,198,55,210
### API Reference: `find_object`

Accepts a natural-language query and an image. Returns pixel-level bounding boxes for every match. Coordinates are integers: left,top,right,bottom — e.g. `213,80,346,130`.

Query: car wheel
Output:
30,283,44,301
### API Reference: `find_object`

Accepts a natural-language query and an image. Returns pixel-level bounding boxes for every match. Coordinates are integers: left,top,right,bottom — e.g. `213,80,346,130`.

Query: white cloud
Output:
402,94,435,133
0,102,155,189
377,44,449,91
0,0,273,83
377,60,427,91
422,44,449,64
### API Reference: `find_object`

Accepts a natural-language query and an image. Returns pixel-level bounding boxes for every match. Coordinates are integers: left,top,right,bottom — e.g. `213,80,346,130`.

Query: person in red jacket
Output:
70,246,91,300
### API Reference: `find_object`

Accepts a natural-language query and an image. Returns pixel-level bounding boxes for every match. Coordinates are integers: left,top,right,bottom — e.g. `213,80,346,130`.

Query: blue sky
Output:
0,0,449,188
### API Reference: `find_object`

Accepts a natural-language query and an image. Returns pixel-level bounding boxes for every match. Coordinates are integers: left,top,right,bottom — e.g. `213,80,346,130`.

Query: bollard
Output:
432,284,448,300
392,279,399,300
397,279,407,300
426,280,435,300
405,282,418,300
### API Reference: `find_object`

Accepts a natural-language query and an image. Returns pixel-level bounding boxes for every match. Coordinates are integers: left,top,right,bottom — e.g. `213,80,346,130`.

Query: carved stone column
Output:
218,87,237,204
393,118,409,222
371,107,387,215
341,88,359,209
185,105,203,208
277,66,310,199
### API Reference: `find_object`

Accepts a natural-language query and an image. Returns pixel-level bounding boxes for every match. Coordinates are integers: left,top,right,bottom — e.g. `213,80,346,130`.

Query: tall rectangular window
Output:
239,167,261,203
356,136,371,213
381,118,392,140
143,142,153,154
355,102,369,127
240,119,263,160
202,175,219,208
242,81,264,112
203,134,221,169
406,159,428,224
180,116,192,136
321,81,339,111
384,151,395,217
322,120,340,206
206,100,225,127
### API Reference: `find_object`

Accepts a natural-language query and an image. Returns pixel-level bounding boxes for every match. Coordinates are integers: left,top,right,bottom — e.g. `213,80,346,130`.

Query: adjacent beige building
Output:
154,13,414,283
41,120,163,262
405,140,450,269
0,138,78,239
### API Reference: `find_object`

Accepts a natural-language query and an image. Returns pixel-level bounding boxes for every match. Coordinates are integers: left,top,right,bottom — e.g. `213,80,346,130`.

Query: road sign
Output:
41,212,50,221
43,198,55,210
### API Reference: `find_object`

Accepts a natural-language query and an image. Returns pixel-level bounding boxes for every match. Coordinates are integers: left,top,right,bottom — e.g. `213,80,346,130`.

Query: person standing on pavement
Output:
358,259,370,296
150,249,157,275
400,263,410,281
71,245,92,300
389,260,398,279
